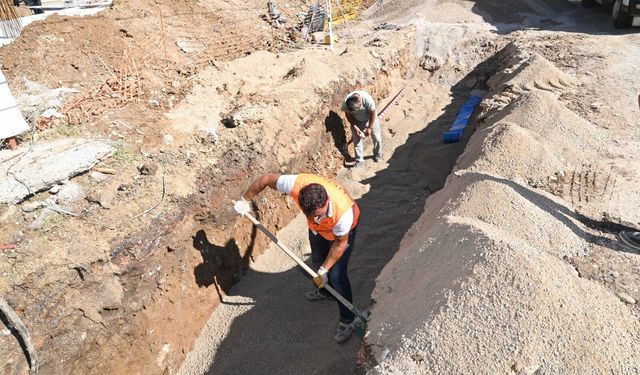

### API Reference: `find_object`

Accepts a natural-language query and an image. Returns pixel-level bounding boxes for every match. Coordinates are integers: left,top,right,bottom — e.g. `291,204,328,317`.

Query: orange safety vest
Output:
290,174,360,240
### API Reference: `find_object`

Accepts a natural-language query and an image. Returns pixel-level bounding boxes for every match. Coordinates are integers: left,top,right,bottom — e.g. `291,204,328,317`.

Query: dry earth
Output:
1,0,639,374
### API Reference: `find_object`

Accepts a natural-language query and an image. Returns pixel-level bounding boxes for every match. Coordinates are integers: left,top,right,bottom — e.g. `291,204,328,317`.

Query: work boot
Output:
305,288,333,301
373,154,383,163
353,161,365,169
618,230,640,251
334,321,354,344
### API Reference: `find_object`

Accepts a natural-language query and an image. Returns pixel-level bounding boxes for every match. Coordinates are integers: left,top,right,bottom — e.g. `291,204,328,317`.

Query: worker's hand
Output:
355,128,366,138
313,267,329,289
233,196,251,216
364,127,372,137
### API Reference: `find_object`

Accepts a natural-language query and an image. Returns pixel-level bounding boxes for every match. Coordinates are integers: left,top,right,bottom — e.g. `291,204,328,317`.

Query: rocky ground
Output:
1,0,639,374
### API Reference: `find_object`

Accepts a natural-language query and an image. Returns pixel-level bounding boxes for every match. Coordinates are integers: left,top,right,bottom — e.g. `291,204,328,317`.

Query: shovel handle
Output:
243,213,316,276
242,213,367,322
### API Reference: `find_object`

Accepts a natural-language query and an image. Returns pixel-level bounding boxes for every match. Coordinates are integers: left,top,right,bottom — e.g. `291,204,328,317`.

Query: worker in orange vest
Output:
234,173,360,343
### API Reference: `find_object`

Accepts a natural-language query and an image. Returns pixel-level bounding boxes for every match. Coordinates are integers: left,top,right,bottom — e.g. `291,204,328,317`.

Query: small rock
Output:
77,304,104,325
117,184,130,192
22,201,44,213
30,209,57,230
512,362,540,375
49,185,60,194
86,192,100,204
100,192,115,209
148,99,160,108
221,104,267,129
370,51,380,59
86,191,115,209
57,182,86,204
139,162,158,176
89,171,109,183
617,292,636,305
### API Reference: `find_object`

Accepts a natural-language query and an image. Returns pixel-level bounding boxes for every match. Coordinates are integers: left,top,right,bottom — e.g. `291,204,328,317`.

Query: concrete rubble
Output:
0,138,114,204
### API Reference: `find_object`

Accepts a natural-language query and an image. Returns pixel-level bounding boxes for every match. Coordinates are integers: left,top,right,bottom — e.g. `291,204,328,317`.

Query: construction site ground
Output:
1,0,639,374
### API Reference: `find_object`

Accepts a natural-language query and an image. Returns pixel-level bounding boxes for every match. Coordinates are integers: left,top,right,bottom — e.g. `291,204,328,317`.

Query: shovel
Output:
242,212,369,337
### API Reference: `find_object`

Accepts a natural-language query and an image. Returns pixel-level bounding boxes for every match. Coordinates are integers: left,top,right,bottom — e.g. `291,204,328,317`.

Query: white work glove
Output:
233,196,251,216
313,266,329,288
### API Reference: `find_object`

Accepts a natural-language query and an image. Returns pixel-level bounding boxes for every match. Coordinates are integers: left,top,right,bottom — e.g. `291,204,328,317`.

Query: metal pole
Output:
326,0,333,50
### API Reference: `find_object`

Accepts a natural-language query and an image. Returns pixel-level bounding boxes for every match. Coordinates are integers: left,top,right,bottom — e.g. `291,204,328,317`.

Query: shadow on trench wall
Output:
324,110,350,162
198,64,492,374
192,222,258,302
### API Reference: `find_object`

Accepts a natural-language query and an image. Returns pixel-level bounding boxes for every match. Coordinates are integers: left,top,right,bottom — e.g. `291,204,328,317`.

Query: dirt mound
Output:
363,37,640,373
488,52,576,94
455,121,567,181
366,174,640,374
369,209,640,373
490,89,608,155
454,46,608,183
455,89,607,180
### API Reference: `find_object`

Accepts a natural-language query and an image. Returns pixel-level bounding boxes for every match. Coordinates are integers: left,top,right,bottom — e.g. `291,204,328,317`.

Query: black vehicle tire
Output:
582,0,599,7
612,0,633,28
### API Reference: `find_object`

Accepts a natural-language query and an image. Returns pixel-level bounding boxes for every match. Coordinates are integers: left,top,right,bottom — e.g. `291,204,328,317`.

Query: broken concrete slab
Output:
0,138,114,204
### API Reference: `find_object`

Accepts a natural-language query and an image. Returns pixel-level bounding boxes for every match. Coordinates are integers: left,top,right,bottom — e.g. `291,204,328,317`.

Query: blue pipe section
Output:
443,94,483,143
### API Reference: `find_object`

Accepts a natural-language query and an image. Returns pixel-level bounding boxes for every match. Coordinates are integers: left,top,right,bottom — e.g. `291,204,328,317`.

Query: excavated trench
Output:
108,12,640,375
34,42,416,374
3,26,526,375
2,27,510,374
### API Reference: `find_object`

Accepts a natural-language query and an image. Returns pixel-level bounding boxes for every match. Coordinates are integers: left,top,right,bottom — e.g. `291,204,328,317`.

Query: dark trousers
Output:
308,228,357,324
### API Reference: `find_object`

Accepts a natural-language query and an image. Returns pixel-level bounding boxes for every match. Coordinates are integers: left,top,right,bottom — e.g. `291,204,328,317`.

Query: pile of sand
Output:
364,43,640,373
455,45,608,182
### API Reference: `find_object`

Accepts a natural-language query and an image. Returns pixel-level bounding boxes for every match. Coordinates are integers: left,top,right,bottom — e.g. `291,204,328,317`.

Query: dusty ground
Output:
1,0,639,374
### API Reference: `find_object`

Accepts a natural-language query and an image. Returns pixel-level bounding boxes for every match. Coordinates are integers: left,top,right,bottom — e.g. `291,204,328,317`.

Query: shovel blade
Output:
354,318,367,338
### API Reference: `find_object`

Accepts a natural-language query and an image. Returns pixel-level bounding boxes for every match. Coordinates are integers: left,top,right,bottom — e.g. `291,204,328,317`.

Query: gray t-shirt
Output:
342,90,376,123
